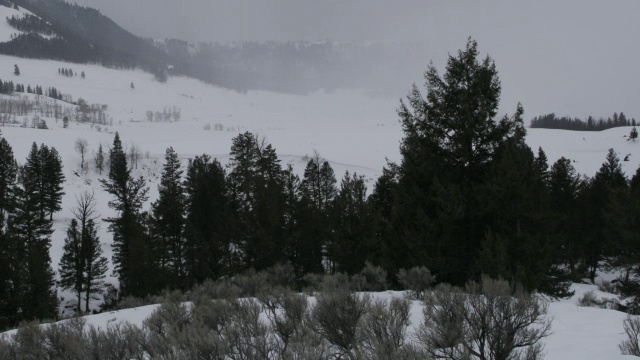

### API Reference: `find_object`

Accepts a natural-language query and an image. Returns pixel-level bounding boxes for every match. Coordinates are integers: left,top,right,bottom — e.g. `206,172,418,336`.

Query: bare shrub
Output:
190,278,242,301
8,322,48,359
224,299,275,359
620,315,640,356
358,262,389,291
311,290,371,359
397,266,434,300
140,301,191,357
86,323,145,360
263,262,296,289
416,276,551,360
304,272,355,294
359,297,412,359
42,318,88,359
231,269,270,297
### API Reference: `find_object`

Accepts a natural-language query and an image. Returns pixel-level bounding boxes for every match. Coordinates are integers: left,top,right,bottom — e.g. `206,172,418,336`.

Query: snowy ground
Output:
1,49,640,358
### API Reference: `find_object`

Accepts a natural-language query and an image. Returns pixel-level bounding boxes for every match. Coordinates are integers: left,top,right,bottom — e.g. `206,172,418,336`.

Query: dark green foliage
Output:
59,219,84,314
330,171,372,275
42,146,65,220
100,133,151,297
228,132,287,271
183,154,233,287
94,143,104,175
13,64,19,76
390,39,519,285
151,147,186,290
0,136,17,218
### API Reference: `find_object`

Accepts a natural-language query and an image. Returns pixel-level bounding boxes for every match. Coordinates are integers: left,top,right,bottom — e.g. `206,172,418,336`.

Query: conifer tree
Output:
151,147,186,289
330,171,371,274
228,132,286,270
630,127,638,142
0,136,17,218
82,219,108,312
42,146,65,221
391,39,519,285
183,154,231,287
9,167,58,322
59,219,83,314
95,143,104,175
100,132,150,297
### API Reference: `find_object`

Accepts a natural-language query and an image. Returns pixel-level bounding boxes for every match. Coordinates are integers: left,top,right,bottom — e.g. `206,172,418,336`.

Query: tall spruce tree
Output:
59,219,84,314
390,39,518,285
42,146,65,221
151,147,186,289
298,155,337,274
82,219,108,312
183,154,232,287
95,143,104,175
330,171,371,275
9,162,58,322
228,132,286,270
0,136,17,218
100,132,150,297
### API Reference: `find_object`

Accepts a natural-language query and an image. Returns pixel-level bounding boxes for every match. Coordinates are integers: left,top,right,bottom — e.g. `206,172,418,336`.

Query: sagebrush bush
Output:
416,276,551,360
358,262,389,291
311,290,371,358
359,297,412,359
397,266,434,300
620,315,640,356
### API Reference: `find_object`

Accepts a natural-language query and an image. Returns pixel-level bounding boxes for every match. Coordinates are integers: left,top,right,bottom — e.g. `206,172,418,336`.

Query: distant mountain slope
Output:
0,0,168,79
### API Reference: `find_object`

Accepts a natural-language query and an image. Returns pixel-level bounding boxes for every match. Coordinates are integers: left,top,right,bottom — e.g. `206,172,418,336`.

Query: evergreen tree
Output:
9,169,58,322
95,143,104,175
59,219,83,314
42,146,65,221
298,155,337,274
579,149,628,282
183,154,232,287
151,147,186,289
0,136,17,218
100,132,150,297
629,127,638,142
13,64,19,76
82,219,108,312
228,132,287,270
330,171,371,274
548,157,582,275
391,39,518,285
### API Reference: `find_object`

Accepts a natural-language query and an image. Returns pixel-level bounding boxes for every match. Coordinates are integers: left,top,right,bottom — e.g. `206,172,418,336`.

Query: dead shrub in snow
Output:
620,315,640,356
397,266,435,300
416,276,551,360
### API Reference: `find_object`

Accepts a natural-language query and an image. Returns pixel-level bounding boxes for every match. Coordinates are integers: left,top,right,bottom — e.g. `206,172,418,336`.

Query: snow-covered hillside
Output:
0,4,57,42
1,52,640,358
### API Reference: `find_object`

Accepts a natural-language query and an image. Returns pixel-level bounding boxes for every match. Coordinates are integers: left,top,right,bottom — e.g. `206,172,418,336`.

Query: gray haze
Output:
73,0,640,120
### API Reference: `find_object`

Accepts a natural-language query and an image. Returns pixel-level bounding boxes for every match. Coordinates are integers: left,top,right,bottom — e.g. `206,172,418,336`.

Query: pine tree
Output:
95,143,104,175
100,133,150,297
9,171,58,322
228,132,286,270
13,64,19,76
183,154,232,287
151,147,186,289
391,39,519,285
629,127,638,142
59,219,84,314
330,171,371,274
0,137,17,218
82,219,108,312
42,146,65,221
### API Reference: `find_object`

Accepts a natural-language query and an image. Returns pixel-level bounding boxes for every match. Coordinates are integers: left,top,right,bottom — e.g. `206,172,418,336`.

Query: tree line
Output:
0,136,65,330
0,77,64,101
530,112,636,131
5,39,640,332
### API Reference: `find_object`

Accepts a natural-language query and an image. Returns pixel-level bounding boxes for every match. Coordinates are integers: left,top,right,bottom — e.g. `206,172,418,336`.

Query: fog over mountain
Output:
72,0,640,119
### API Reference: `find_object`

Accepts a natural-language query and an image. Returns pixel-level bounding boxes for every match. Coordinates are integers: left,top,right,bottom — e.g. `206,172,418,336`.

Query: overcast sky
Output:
72,0,640,119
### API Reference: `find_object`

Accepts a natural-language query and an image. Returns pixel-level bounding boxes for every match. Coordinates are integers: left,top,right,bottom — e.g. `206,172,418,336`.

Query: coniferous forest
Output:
2,41,640,355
